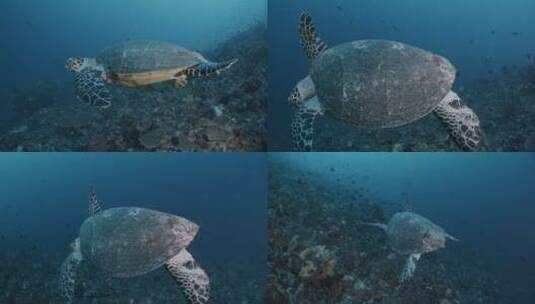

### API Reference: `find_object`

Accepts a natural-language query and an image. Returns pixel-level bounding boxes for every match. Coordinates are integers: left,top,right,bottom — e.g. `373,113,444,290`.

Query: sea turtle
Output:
59,187,210,304
289,13,482,151
364,211,459,282
65,40,238,109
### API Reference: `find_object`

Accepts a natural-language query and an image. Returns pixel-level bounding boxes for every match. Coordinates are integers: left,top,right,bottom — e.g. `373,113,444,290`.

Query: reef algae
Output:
0,23,267,152
267,158,507,303
0,249,263,303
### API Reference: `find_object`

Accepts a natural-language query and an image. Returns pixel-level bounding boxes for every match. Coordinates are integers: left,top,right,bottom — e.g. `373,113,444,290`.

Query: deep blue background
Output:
0,153,267,270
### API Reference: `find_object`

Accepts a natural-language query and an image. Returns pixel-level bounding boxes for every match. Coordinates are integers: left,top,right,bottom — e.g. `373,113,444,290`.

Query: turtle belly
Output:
111,68,183,87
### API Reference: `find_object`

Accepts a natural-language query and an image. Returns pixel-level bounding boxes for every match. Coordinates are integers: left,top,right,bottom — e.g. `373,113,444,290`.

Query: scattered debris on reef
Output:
0,23,267,152
0,248,264,303
267,159,509,303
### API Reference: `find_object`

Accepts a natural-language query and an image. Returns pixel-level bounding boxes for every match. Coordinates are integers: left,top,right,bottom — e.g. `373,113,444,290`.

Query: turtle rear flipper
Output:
183,58,238,77
59,238,83,304
291,96,324,151
75,69,112,109
434,91,482,151
165,249,210,304
88,186,103,216
400,253,421,283
299,13,328,61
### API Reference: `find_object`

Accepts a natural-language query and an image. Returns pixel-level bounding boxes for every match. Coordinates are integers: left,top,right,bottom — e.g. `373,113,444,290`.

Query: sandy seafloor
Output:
0,24,267,152
269,63,535,152
267,158,526,304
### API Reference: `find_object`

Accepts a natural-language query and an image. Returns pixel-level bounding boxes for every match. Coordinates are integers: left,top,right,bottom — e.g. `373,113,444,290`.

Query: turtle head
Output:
69,237,82,260
170,216,200,248
288,86,303,108
421,230,447,252
66,57,91,72
70,238,80,251
288,75,316,108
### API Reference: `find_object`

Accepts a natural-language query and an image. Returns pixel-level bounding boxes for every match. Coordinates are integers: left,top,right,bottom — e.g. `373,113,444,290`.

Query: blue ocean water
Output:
272,152,535,303
0,153,266,302
268,0,535,149
0,0,266,122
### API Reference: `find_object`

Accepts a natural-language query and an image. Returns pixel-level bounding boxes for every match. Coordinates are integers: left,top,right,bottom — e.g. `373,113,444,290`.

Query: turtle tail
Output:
181,59,238,78
299,13,328,61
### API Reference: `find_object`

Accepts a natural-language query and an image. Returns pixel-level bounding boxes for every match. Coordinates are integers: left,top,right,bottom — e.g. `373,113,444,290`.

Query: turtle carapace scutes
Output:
289,13,482,152
59,187,210,304
66,40,238,109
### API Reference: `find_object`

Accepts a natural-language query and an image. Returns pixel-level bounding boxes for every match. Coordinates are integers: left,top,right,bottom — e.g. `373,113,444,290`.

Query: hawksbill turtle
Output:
59,187,210,304
289,13,482,151
364,211,459,282
65,40,238,109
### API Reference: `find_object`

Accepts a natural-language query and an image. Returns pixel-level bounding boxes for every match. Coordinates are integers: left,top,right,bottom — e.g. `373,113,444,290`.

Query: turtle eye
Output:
288,88,302,107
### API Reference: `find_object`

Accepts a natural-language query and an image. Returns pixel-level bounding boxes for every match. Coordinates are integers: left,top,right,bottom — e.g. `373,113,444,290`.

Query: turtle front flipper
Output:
299,13,328,61
165,249,210,304
433,91,483,151
74,69,112,109
291,96,324,151
182,58,238,78
400,253,421,283
59,238,83,304
88,186,103,216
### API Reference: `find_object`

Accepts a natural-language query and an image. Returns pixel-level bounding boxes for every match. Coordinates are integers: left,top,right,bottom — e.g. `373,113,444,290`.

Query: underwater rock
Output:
298,245,337,281
139,128,166,150
0,249,262,303
524,130,535,151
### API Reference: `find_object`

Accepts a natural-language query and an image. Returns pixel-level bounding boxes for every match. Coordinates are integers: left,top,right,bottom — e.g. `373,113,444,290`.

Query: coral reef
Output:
267,159,509,303
0,23,267,152
0,248,264,303
9,81,65,119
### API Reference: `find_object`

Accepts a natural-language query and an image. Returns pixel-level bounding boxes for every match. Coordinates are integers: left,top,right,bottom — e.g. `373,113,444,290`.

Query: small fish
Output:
491,30,496,35
330,167,335,172
512,32,521,36
391,25,399,31
468,39,475,45
336,5,343,11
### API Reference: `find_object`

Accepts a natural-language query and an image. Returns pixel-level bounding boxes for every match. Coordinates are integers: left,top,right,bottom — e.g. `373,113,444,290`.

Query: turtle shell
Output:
311,40,456,128
79,207,198,278
386,212,448,255
96,40,207,74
